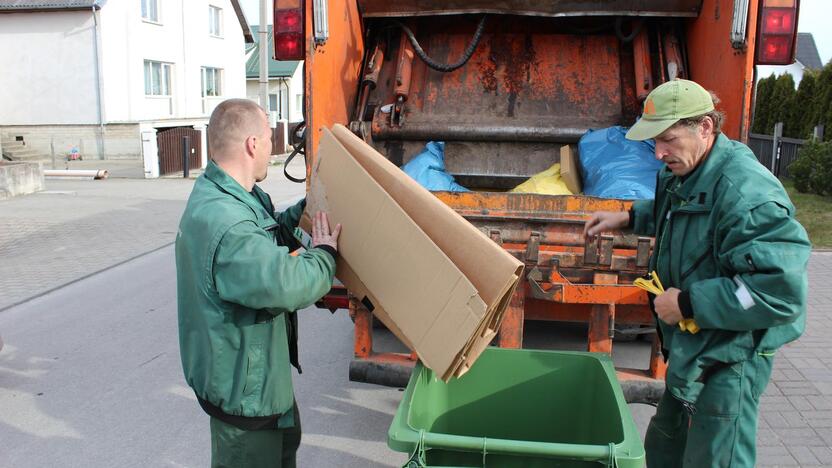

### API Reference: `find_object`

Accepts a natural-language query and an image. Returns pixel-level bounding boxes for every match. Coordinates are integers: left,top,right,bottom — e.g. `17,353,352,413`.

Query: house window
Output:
295,95,303,115
141,0,159,23
201,67,223,97
269,94,278,114
144,60,172,96
208,6,223,37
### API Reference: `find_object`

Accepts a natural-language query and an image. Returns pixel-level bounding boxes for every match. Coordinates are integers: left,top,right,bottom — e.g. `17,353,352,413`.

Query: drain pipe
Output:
92,5,106,160
258,0,270,113
44,169,109,179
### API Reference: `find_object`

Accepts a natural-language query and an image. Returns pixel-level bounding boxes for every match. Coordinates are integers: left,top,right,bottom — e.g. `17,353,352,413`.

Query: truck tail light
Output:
274,0,304,61
756,0,799,65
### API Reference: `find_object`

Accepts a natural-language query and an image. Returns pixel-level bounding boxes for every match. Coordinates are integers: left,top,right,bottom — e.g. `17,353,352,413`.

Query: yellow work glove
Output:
634,271,700,334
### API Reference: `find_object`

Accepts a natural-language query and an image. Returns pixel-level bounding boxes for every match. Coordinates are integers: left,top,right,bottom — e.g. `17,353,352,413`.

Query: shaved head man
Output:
208,98,273,187
176,99,340,467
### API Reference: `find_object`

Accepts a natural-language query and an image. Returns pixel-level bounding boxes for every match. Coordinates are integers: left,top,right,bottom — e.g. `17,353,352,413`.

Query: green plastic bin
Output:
388,347,645,467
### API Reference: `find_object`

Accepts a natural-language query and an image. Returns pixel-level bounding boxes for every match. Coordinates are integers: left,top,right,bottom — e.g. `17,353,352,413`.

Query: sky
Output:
240,0,831,65
796,0,831,65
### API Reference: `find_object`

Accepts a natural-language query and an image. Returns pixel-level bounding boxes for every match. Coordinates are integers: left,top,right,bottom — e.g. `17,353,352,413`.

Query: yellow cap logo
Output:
644,98,656,116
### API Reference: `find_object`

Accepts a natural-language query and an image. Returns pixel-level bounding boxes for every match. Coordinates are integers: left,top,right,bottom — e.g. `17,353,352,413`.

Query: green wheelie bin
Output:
388,347,645,467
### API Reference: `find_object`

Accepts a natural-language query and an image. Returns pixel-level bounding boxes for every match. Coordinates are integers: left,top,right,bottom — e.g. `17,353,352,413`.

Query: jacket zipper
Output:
680,249,711,282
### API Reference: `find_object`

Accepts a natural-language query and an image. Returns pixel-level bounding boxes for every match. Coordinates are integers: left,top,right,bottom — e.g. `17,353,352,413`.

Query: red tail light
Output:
756,0,799,65
274,1,304,61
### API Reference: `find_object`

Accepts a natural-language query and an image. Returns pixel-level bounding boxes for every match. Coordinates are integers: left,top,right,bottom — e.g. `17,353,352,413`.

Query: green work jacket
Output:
176,161,335,426
632,134,810,407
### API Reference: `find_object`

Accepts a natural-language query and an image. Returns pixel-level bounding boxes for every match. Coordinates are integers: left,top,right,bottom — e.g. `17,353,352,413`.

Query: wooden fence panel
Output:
158,127,201,176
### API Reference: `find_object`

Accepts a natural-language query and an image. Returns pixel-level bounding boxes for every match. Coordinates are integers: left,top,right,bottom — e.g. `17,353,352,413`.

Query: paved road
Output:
1,161,830,466
0,241,663,467
0,245,405,467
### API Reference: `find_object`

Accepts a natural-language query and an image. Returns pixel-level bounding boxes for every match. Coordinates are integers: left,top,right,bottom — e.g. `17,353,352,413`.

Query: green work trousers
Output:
210,405,302,468
645,353,773,467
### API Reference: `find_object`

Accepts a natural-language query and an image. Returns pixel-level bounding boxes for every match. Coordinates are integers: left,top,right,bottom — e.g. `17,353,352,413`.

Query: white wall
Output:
289,64,304,120
0,11,100,125
245,71,304,122
246,78,290,119
99,0,248,122
756,63,805,87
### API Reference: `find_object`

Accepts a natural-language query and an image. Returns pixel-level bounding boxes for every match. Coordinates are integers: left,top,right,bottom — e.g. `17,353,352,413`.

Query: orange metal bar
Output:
632,28,653,100
524,301,653,326
650,331,668,380
662,28,687,79
353,303,373,359
587,273,617,354
497,282,525,349
542,268,648,305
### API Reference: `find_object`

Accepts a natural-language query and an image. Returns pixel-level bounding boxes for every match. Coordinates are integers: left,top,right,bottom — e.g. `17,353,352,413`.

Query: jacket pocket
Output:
680,247,712,282
242,344,264,397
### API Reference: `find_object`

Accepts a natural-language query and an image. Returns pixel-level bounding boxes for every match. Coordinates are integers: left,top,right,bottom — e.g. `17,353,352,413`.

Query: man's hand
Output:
654,288,683,326
312,212,341,251
582,211,630,240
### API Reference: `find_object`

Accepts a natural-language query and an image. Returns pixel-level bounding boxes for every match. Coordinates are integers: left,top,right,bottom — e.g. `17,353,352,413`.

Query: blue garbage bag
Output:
578,126,662,200
402,141,469,192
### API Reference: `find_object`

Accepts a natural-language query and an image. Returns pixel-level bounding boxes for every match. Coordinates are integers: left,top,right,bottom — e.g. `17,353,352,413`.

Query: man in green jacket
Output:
584,80,810,467
176,99,340,467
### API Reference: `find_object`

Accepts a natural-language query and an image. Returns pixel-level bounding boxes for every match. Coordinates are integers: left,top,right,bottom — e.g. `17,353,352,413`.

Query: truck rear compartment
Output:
338,6,716,399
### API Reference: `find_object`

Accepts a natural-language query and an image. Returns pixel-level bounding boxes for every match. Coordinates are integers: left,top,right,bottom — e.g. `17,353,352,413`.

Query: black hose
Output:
283,121,307,183
397,15,487,73
615,17,644,43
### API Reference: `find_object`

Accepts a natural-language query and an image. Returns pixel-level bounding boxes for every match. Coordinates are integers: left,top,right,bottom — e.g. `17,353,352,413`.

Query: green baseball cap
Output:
626,79,714,141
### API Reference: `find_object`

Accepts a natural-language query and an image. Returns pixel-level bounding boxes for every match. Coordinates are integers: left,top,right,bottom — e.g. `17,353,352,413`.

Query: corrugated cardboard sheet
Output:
303,125,523,380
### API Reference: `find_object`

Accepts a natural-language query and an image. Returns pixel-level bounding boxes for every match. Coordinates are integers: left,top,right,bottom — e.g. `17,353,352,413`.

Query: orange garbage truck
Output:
273,0,800,403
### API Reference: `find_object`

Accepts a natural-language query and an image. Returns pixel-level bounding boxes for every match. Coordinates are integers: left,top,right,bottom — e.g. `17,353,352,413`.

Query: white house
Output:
756,32,824,87
244,25,303,125
0,0,253,177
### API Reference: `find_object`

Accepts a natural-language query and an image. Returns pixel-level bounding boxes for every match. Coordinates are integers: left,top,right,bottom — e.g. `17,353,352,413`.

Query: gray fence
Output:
747,132,805,179
747,124,825,178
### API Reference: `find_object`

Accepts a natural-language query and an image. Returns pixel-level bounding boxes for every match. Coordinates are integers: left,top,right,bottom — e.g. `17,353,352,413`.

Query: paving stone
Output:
788,396,814,411
758,444,799,466
808,446,832,465
774,428,827,446
788,446,821,465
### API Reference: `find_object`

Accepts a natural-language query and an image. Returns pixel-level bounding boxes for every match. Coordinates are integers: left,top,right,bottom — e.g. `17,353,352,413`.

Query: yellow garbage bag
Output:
510,163,574,195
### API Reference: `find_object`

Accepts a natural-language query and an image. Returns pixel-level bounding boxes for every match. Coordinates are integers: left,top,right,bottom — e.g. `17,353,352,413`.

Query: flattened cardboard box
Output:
560,144,582,194
303,126,523,380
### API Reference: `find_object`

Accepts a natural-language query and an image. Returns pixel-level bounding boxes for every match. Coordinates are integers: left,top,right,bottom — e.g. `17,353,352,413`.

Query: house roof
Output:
796,33,823,71
0,0,106,11
245,25,301,79
229,0,254,44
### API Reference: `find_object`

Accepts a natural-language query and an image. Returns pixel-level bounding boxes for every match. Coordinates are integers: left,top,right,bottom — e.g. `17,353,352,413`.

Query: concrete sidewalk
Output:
0,160,307,311
757,252,832,467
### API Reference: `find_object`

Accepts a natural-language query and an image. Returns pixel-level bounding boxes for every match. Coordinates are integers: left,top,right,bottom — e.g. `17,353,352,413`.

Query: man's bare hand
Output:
312,212,341,251
654,288,683,326
582,211,630,240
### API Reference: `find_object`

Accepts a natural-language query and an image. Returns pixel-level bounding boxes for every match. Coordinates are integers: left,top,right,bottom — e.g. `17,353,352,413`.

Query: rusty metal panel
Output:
157,127,201,176
358,0,702,18
369,20,626,142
